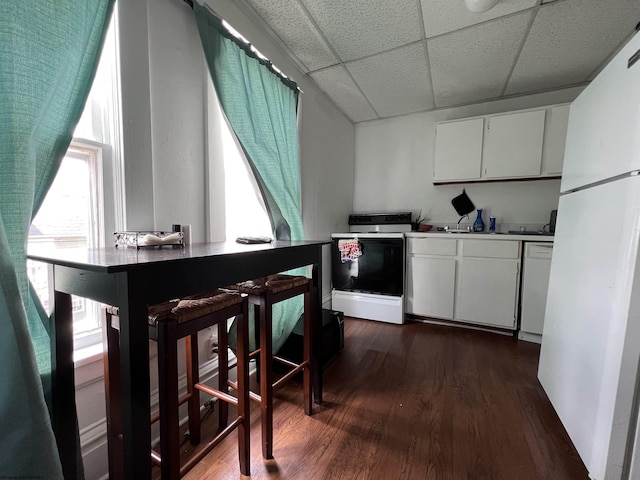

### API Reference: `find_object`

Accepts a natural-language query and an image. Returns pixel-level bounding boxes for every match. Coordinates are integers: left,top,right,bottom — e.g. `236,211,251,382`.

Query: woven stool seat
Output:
232,274,309,294
105,290,244,326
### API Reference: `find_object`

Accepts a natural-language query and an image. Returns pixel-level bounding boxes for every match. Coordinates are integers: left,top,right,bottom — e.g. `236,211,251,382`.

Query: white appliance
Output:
331,213,410,324
331,232,405,324
538,31,640,480
518,242,553,344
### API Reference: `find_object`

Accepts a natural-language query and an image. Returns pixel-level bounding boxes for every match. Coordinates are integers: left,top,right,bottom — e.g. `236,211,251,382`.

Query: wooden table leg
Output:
51,289,81,480
117,298,152,479
103,309,124,480
311,260,323,405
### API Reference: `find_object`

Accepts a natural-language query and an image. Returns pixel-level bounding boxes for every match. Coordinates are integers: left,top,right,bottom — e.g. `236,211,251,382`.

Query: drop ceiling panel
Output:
429,11,533,108
346,43,435,118
421,0,537,38
245,0,338,71
310,66,378,122
505,0,640,95
301,0,424,62
238,0,639,123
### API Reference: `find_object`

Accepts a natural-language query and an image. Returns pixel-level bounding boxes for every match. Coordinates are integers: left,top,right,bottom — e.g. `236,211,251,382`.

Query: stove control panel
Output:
348,212,412,225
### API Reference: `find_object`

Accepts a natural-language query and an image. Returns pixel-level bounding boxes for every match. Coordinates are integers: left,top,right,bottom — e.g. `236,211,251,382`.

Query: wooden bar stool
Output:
227,273,314,459
102,290,250,480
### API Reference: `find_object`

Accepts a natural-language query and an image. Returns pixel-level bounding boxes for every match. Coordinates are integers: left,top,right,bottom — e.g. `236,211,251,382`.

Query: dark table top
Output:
28,240,330,272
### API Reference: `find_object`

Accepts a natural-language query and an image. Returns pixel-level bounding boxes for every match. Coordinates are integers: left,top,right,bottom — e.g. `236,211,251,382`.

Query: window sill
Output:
73,340,159,370
74,342,104,368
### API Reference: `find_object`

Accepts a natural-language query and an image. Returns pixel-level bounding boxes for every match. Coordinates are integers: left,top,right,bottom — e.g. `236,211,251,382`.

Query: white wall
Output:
117,0,155,229
354,87,585,230
148,0,208,238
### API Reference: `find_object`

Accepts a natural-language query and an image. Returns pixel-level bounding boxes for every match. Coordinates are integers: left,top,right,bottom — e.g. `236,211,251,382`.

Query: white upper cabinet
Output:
484,110,545,179
541,105,570,176
433,103,570,183
433,118,484,182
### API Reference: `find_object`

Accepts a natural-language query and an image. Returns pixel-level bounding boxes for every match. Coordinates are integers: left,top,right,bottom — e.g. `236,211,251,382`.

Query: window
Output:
206,75,272,241
28,143,105,348
27,12,122,353
220,108,272,240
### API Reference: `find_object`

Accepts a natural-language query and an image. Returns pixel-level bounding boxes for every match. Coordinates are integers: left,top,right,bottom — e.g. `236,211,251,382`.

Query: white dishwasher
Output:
518,242,553,344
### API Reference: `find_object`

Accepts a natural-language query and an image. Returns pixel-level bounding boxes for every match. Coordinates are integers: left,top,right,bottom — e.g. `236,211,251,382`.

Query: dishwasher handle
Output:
526,243,554,259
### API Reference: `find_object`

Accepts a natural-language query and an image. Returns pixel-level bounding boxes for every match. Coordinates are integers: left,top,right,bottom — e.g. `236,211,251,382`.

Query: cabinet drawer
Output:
462,240,519,259
408,238,457,256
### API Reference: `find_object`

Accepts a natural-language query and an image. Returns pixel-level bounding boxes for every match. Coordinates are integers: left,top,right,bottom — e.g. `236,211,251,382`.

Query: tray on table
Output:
114,231,184,249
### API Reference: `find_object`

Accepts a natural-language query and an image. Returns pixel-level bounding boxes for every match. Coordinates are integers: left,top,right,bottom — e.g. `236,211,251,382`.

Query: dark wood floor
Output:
177,318,589,480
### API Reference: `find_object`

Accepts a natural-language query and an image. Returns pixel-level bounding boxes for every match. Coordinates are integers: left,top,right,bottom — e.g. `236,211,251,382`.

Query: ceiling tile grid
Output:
346,42,436,117
241,0,640,123
244,0,338,71
421,0,537,38
309,65,378,122
506,0,640,95
428,10,533,108
299,0,425,61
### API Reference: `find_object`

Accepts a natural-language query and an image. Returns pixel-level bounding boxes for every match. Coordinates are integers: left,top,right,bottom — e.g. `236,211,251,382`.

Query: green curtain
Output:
194,2,305,353
0,1,114,477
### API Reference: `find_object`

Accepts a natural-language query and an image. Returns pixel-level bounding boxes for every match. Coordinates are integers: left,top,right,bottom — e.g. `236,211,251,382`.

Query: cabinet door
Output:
484,110,545,178
541,105,570,176
406,256,456,319
433,118,484,182
455,258,519,328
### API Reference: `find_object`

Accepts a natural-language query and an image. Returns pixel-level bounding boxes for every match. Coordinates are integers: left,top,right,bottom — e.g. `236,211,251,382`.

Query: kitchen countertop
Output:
405,232,554,242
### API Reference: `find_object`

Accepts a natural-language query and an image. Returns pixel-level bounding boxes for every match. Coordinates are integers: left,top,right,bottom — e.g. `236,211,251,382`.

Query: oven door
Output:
331,235,404,296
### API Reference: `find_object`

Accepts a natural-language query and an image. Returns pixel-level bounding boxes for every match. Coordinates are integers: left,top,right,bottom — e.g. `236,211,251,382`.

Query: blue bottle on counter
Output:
473,209,485,232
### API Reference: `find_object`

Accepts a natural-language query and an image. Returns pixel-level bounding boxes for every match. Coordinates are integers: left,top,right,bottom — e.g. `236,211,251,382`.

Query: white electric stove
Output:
330,212,411,324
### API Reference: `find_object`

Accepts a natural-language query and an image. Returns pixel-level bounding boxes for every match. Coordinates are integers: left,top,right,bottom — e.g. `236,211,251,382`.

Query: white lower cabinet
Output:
406,237,520,330
406,237,457,319
406,256,456,319
456,257,519,329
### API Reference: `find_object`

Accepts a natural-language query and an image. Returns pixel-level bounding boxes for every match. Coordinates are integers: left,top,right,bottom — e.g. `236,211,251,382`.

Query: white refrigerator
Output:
538,31,640,480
